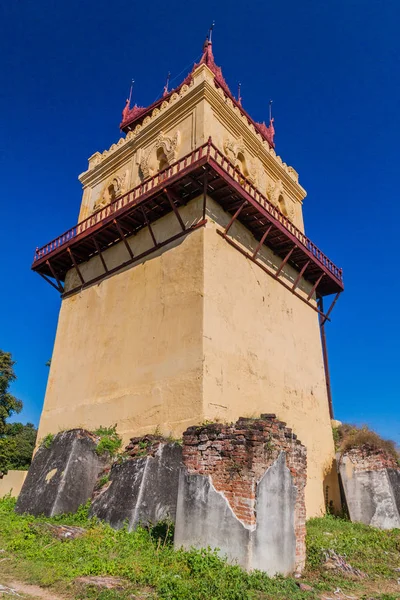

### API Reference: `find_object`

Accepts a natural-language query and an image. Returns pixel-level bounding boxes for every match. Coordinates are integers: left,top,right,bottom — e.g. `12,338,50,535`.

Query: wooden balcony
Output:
32,139,343,317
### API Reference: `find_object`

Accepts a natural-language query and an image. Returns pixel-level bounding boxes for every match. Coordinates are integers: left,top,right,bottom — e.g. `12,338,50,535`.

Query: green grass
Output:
307,514,400,578
1,497,400,600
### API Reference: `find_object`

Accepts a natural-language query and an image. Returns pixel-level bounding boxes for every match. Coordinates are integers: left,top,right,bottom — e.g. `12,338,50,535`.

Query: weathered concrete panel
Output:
90,443,182,530
175,452,299,575
174,471,251,568
15,430,106,516
339,456,400,529
387,469,400,516
252,452,297,574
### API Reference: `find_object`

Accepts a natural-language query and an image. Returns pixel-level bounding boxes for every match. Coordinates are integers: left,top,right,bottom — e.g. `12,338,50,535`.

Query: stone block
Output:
15,429,107,517
339,448,400,529
90,442,182,530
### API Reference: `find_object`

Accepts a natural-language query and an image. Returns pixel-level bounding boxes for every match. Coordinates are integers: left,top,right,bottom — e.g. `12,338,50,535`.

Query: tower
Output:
33,38,344,517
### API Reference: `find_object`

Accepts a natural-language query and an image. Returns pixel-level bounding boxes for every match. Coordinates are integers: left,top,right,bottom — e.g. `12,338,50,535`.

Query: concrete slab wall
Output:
339,447,400,530
90,442,182,530
15,430,107,517
0,470,28,498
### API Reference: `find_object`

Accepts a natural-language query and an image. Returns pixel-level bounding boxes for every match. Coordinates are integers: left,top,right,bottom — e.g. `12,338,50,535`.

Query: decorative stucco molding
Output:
223,136,257,185
93,170,129,212
139,131,181,180
267,178,295,220
82,70,297,186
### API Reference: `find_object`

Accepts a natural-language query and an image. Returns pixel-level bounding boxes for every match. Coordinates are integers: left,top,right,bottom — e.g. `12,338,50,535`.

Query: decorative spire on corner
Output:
163,72,171,97
120,78,148,129
255,100,276,148
122,79,135,121
268,99,275,144
201,22,214,64
208,21,215,43
237,82,242,106
197,21,231,95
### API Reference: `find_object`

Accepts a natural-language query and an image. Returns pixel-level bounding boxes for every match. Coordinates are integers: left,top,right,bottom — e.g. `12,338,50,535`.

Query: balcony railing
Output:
33,139,343,285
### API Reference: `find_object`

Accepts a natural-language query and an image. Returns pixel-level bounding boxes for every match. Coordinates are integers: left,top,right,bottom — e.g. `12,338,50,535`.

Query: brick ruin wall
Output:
340,445,399,472
182,414,307,570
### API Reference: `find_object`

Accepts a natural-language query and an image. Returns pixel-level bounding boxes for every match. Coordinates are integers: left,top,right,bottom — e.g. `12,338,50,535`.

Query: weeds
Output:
0,496,308,599
306,514,400,578
40,433,55,449
333,424,399,459
97,473,111,488
1,498,400,599
93,426,122,457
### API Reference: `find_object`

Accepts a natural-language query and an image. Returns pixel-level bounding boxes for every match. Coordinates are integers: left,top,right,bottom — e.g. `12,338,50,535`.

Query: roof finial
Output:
122,80,135,120
268,100,275,144
128,79,135,106
163,71,171,97
237,82,242,106
208,21,215,43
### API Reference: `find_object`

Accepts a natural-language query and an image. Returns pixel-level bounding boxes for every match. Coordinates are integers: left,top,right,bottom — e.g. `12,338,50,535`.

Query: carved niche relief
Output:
93,169,129,212
267,179,295,221
139,131,181,181
223,136,257,185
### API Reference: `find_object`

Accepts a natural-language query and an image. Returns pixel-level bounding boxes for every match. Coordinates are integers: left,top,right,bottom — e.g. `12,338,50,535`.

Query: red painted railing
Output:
207,144,343,282
33,140,343,284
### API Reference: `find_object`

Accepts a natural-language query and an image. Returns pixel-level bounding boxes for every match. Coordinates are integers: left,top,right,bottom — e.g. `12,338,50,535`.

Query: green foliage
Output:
0,422,37,475
94,426,122,457
97,473,111,488
334,423,399,459
40,432,55,449
0,496,311,600
0,350,37,478
0,350,22,436
149,520,175,548
306,514,400,578
332,426,340,450
1,501,399,599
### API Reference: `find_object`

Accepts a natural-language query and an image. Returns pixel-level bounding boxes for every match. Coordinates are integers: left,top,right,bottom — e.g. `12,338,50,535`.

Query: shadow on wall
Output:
323,459,342,515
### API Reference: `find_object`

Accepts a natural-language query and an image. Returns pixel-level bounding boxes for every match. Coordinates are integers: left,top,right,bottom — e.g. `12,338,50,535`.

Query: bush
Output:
333,424,399,459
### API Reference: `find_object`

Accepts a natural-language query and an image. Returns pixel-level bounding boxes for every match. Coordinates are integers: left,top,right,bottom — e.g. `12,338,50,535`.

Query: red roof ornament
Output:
256,118,275,147
119,35,275,149
121,101,147,128
194,38,232,96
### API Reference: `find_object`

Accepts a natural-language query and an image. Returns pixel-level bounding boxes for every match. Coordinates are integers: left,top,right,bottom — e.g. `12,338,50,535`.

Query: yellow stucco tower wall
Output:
36,61,339,517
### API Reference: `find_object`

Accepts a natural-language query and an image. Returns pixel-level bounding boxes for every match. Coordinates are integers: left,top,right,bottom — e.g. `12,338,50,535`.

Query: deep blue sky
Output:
1,1,399,442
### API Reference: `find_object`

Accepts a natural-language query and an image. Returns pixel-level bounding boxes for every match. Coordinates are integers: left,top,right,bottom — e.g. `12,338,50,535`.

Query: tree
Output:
0,350,22,435
0,350,31,477
0,423,37,474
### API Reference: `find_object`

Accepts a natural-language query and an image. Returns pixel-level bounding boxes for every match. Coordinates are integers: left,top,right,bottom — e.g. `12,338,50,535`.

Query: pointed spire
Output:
196,23,231,95
208,21,215,43
255,101,275,147
128,79,134,105
122,79,135,122
268,100,275,144
163,72,171,97
237,82,242,106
